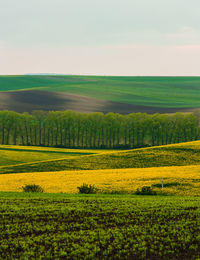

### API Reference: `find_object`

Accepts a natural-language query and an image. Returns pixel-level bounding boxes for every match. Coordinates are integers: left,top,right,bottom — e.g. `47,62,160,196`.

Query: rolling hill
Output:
0,145,108,167
0,75,200,114
1,141,200,174
0,141,200,196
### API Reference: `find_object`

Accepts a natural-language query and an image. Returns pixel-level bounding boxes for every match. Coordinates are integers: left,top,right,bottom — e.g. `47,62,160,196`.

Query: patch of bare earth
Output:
0,90,197,114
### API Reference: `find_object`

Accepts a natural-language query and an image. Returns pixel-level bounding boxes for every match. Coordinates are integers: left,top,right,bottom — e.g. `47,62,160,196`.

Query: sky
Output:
0,0,200,76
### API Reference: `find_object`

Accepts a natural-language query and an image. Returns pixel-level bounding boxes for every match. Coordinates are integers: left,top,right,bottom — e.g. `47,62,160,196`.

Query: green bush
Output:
77,183,98,194
22,184,44,193
135,186,157,195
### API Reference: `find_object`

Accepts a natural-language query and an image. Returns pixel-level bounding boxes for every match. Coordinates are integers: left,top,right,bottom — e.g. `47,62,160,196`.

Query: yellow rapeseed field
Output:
2,140,200,174
0,165,200,196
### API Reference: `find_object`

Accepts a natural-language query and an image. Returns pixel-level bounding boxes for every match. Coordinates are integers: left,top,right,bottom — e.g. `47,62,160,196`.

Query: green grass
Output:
0,192,199,259
1,75,200,107
1,141,200,174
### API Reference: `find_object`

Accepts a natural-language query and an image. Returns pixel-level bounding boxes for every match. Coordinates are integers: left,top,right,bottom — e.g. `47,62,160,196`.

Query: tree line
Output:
0,110,199,149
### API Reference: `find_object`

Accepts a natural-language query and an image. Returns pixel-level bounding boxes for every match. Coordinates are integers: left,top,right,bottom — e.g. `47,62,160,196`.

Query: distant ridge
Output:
0,75,200,113
0,90,196,114
24,73,72,75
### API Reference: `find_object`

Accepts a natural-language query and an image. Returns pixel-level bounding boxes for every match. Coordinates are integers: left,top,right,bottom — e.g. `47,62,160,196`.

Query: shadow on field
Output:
0,90,196,114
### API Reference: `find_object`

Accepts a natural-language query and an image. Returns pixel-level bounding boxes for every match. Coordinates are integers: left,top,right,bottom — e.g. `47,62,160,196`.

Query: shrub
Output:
22,184,44,193
77,183,98,194
135,186,157,195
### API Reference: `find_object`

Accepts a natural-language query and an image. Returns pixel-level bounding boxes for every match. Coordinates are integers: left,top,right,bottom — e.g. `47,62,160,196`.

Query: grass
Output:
0,193,199,259
1,141,200,174
0,165,200,196
1,75,200,108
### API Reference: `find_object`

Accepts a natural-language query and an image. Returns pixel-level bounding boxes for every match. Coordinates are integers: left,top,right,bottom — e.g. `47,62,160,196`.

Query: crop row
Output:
0,194,199,259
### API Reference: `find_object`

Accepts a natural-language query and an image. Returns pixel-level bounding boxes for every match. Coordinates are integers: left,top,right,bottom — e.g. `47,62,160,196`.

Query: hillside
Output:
0,145,111,167
1,165,200,195
0,75,200,113
1,141,200,174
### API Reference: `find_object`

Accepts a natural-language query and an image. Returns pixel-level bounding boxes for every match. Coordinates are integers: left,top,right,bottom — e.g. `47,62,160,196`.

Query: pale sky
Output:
0,0,200,75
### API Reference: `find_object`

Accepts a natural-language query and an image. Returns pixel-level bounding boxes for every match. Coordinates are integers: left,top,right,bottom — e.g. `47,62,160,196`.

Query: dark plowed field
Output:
0,90,195,114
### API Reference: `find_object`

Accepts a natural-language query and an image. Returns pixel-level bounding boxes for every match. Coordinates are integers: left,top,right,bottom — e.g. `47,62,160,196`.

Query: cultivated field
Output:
0,141,200,196
0,145,113,167
1,141,200,174
0,145,106,166
0,193,199,259
0,140,200,259
0,75,200,113
0,165,200,196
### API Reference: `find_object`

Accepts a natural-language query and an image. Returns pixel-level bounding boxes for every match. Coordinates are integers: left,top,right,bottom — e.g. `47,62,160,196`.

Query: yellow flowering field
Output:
2,140,200,174
0,165,200,196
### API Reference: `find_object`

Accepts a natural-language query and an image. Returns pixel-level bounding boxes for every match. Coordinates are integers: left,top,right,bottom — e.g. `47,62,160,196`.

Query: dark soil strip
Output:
0,90,196,114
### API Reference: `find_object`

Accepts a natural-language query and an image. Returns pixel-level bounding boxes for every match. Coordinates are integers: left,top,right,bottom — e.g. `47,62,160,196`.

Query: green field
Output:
1,75,200,108
0,145,102,166
0,145,113,168
1,141,200,174
0,192,199,259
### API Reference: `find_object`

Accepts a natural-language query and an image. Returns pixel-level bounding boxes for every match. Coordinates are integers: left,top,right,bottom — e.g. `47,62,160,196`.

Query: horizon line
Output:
1,74,200,77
